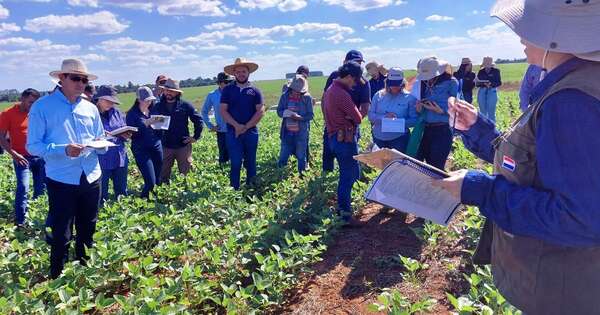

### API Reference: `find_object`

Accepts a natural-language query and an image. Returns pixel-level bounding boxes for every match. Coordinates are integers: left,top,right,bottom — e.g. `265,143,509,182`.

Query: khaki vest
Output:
483,61,600,315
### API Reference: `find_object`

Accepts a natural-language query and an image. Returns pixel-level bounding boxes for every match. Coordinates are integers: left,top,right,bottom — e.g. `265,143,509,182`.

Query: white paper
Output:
85,139,117,149
282,109,296,118
108,126,138,136
149,115,171,130
365,160,461,226
381,118,405,133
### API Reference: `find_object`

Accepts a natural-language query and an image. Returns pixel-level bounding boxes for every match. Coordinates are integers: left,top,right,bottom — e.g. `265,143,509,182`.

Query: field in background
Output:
0,63,527,111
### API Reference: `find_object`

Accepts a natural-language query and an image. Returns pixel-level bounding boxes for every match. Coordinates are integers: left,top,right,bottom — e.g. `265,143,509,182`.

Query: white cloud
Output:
204,22,236,30
299,38,315,43
279,45,298,50
278,0,307,11
67,0,99,7
367,18,416,31
157,0,233,17
426,15,454,22
239,38,278,45
79,53,108,62
237,0,307,12
323,0,402,12
0,4,9,20
196,44,237,51
418,36,469,45
160,37,170,43
24,11,129,35
467,22,512,40
345,37,365,43
324,33,344,44
470,10,486,15
0,22,20,36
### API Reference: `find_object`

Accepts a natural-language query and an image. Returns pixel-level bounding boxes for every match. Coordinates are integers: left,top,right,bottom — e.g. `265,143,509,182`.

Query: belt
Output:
425,122,449,127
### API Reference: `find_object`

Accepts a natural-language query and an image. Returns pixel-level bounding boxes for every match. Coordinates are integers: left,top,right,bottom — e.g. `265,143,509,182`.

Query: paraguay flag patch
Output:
502,155,516,172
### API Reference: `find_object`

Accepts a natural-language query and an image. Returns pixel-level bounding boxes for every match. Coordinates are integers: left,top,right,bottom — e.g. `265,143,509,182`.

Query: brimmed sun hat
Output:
160,79,183,94
491,0,600,61
224,58,259,75
289,75,308,94
416,56,449,81
386,67,405,87
50,59,98,81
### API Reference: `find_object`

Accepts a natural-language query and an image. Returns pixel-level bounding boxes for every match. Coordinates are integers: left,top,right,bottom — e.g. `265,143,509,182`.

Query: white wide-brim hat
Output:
491,0,600,61
49,58,98,81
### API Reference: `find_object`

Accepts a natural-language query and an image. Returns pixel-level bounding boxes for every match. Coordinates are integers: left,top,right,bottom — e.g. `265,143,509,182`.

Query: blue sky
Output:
0,0,525,91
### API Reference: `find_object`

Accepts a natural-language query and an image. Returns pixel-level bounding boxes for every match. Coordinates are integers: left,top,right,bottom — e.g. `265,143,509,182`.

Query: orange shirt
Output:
0,104,30,156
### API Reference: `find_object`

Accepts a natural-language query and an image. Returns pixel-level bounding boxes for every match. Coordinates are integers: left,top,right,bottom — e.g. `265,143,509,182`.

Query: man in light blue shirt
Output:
201,72,233,165
27,59,106,279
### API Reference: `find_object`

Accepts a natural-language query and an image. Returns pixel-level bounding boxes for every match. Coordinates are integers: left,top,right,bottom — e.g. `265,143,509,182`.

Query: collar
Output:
530,57,584,105
332,79,351,91
54,88,82,106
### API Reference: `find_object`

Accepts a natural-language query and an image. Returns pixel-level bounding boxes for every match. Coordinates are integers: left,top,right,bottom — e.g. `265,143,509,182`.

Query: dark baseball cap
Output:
95,85,120,104
296,65,310,76
217,72,234,83
338,61,363,80
344,50,364,63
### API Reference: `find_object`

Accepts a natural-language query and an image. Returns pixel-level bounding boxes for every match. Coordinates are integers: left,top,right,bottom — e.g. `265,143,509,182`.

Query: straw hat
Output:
160,79,183,94
481,56,495,68
49,59,98,81
491,0,600,61
224,58,259,75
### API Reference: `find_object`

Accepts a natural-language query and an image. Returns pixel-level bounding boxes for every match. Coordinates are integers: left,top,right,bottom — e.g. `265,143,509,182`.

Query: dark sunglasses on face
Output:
158,80,167,85
68,75,89,84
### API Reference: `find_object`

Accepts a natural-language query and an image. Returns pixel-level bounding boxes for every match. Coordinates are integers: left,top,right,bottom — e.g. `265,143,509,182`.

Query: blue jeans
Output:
478,87,498,123
322,128,335,172
416,124,453,170
13,156,46,225
101,166,128,202
278,132,308,173
329,136,360,218
133,145,163,199
226,128,258,190
374,133,411,153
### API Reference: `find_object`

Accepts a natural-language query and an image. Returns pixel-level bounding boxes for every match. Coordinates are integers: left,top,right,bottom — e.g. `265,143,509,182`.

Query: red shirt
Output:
323,80,362,136
0,104,30,156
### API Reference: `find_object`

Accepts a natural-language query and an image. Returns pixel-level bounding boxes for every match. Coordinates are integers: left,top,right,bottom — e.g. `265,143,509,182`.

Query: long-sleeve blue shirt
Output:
152,97,203,149
369,90,418,141
277,91,314,138
99,107,128,170
421,74,459,124
126,104,161,151
519,64,543,112
460,58,600,247
201,88,227,133
27,89,106,185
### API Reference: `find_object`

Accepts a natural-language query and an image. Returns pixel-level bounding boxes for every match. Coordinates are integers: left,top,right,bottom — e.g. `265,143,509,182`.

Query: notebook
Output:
108,126,138,136
364,152,461,226
149,115,171,130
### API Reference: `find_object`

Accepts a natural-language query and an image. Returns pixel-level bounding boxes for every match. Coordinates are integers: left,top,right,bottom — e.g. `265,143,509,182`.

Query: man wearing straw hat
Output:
436,0,600,313
27,59,107,279
220,58,265,190
153,78,203,183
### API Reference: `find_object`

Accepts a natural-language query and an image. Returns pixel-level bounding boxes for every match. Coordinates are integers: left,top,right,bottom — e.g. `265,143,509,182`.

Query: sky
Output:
0,0,525,91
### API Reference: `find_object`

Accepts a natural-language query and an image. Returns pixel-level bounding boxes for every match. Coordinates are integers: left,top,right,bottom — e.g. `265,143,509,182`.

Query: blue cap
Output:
338,61,363,80
94,85,120,104
344,50,364,63
137,86,156,102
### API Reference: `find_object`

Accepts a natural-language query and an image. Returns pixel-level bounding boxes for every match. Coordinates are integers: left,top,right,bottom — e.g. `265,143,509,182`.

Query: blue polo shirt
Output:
324,70,371,108
221,82,263,131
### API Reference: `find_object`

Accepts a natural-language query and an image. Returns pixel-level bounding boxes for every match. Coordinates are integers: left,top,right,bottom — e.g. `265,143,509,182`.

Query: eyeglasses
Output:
68,75,89,84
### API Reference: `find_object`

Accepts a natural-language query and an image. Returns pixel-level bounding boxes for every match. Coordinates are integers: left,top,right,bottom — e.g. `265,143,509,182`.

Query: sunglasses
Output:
158,80,167,85
68,75,89,84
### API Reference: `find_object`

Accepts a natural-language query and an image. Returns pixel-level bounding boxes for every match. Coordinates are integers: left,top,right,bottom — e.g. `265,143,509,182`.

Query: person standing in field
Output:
476,57,502,122
126,86,162,199
27,59,107,279
201,72,234,166
93,85,131,202
453,58,476,103
82,83,95,101
220,58,265,190
277,75,314,175
366,61,387,99
153,75,167,99
322,50,371,173
519,64,543,112
0,88,45,228
323,61,364,227
153,79,203,184
282,65,310,93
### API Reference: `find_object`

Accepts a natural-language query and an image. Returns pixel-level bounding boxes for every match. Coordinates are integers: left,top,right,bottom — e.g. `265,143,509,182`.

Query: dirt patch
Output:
281,204,465,315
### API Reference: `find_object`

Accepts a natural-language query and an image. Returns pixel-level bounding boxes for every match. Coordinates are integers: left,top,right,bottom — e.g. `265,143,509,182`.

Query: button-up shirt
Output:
420,74,459,124
324,70,371,110
27,89,106,185
369,90,418,141
99,107,128,170
201,88,227,133
323,80,362,136
461,58,600,247
152,97,203,149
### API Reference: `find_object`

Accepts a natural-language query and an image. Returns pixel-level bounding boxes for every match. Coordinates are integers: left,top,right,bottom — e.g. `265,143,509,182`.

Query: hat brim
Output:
224,62,259,75
98,95,121,105
49,70,98,81
159,86,183,94
491,0,600,54
387,79,403,87
143,96,157,102
416,71,439,81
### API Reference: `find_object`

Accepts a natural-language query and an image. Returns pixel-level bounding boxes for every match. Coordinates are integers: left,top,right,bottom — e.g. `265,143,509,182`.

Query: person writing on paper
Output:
414,57,459,170
323,61,364,227
368,68,418,153
435,1,600,313
277,75,314,175
220,58,265,190
201,72,234,166
93,85,130,202
153,79,203,183
27,59,106,279
126,86,162,199
476,57,502,122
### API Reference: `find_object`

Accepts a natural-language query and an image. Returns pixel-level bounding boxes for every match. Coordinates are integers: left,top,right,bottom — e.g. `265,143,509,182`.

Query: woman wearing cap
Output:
366,61,387,100
368,68,418,153
277,75,314,175
476,56,502,122
126,86,162,199
453,58,476,103
436,0,600,313
94,85,130,202
414,56,459,170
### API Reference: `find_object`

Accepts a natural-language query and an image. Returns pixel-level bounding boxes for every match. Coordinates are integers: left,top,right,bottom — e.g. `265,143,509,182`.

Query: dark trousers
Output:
133,145,163,198
416,124,453,170
216,131,229,164
47,174,100,278
373,133,411,154
13,156,46,225
226,128,258,190
100,166,128,202
322,128,335,172
329,136,360,218
463,91,473,104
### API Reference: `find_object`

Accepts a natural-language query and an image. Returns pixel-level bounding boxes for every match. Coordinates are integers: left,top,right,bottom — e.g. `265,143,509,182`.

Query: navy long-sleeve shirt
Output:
476,68,502,88
126,104,161,151
460,58,600,247
152,97,203,149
